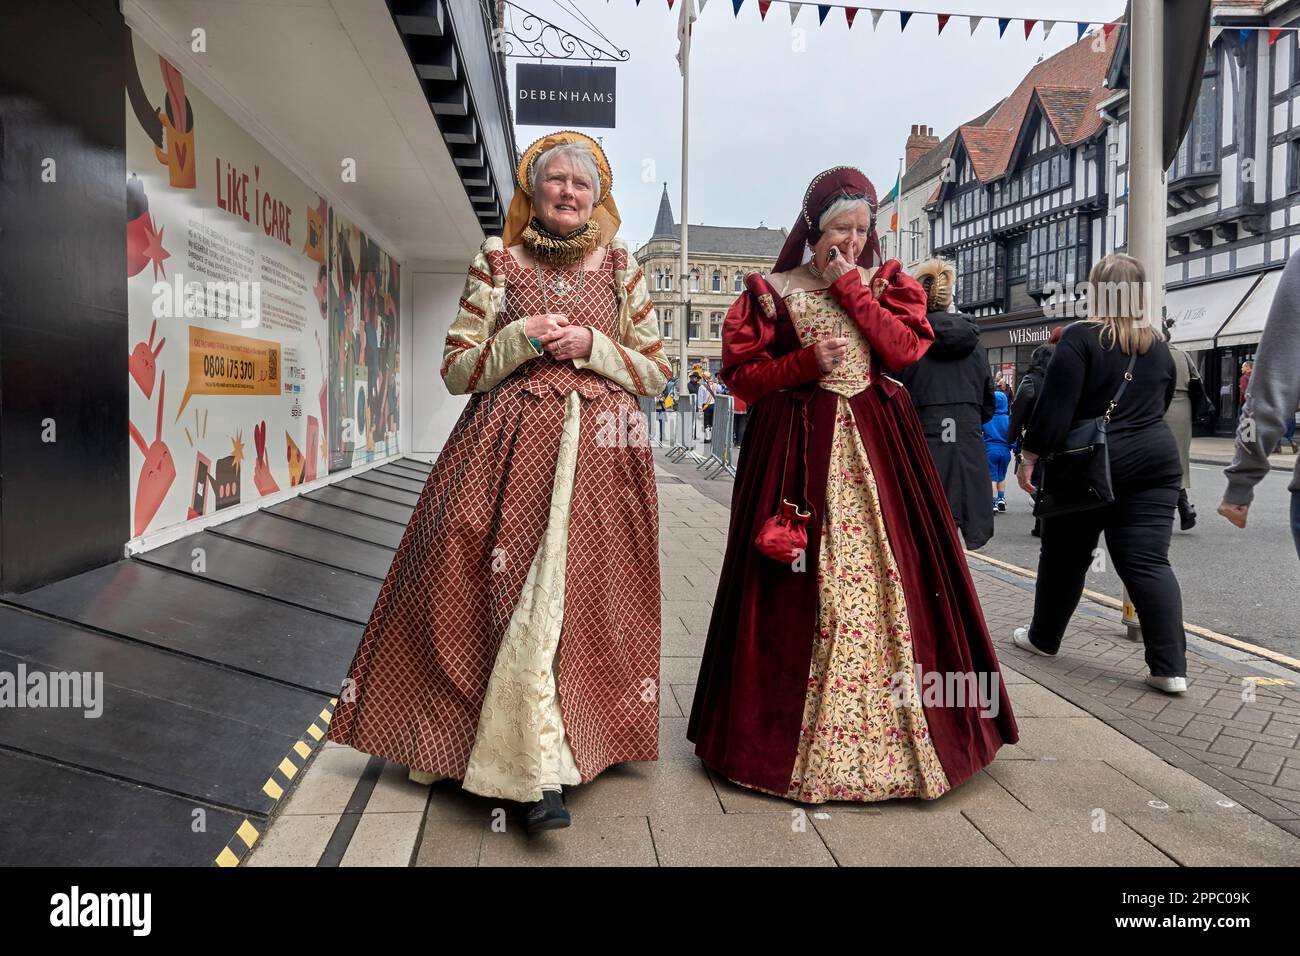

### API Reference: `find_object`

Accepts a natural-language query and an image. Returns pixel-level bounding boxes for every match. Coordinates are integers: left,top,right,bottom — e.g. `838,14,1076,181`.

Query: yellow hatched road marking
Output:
278,757,298,780
236,820,260,847
294,741,311,758
263,778,284,800
215,847,240,867
306,723,324,740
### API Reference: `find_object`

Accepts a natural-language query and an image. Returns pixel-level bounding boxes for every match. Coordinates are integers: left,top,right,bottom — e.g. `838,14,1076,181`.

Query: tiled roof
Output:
652,223,788,258
946,25,1119,188
901,100,1004,193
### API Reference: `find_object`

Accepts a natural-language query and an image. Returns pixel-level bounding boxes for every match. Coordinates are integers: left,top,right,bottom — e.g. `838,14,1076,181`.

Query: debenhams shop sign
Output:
516,64,616,129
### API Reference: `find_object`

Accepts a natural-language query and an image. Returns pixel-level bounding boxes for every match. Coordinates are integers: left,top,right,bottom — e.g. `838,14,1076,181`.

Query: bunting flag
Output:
969,15,982,35
846,6,859,28
870,8,884,30
818,4,830,25
1023,19,1036,40
758,0,771,19
789,2,801,24
1077,22,1088,41
1238,28,1250,45
937,13,950,35
899,10,911,31
668,0,674,9
1042,20,1055,41
732,0,743,15
1270,28,1283,46
1103,22,1117,42
998,17,1009,38
698,0,708,10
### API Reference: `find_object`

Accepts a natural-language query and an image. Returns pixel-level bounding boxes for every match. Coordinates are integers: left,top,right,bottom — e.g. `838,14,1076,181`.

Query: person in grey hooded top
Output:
1220,249,1300,560
894,258,996,549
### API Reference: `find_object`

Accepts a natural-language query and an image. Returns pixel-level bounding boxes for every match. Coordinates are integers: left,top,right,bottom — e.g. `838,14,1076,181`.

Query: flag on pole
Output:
677,0,697,76
889,165,901,232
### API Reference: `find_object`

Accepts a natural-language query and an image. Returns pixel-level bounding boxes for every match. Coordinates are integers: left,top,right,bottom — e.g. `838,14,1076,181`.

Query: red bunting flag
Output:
937,13,950,34
1024,19,1037,39
1270,28,1283,46
1102,22,1117,42
759,0,772,18
668,0,675,10
846,6,858,28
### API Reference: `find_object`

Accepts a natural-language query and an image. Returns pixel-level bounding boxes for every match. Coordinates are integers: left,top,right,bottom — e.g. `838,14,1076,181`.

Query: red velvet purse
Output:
754,404,812,565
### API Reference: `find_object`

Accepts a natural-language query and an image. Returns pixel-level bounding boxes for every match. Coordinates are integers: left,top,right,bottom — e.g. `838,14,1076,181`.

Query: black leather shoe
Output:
1177,490,1197,531
525,789,571,833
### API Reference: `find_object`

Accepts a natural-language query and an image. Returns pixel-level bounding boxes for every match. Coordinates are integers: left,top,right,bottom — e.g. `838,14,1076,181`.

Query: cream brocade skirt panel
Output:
461,391,583,802
785,395,952,803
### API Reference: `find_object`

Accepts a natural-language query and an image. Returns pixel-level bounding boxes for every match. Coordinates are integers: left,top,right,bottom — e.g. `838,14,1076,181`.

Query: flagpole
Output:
678,3,692,436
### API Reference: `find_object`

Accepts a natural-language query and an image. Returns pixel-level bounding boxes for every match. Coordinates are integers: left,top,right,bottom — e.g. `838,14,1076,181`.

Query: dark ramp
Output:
7,560,357,694
266,496,405,549
305,486,415,525
0,750,248,866
0,608,325,815
381,463,432,482
335,476,421,507
134,532,381,625
354,468,426,495
210,511,394,579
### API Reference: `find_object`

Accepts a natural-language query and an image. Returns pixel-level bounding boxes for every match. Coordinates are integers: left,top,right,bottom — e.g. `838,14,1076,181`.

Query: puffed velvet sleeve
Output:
718,273,823,404
826,259,935,369
571,240,671,396
440,237,543,395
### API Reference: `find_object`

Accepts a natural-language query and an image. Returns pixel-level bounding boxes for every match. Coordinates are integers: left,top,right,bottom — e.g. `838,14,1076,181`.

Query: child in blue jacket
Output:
983,390,1012,512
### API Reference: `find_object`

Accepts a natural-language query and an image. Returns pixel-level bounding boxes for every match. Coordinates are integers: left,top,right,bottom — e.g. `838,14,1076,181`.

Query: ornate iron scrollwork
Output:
499,2,630,61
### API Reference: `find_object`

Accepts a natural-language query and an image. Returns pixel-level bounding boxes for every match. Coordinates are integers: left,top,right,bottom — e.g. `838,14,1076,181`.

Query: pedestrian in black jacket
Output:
1008,337,1057,537
896,258,996,550
1013,254,1187,695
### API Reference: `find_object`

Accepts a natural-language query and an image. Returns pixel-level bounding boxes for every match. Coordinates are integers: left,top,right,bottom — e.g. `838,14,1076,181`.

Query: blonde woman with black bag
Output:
1012,254,1188,694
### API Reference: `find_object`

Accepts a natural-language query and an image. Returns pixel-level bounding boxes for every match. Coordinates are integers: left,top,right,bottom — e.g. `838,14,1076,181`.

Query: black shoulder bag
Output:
1031,349,1138,519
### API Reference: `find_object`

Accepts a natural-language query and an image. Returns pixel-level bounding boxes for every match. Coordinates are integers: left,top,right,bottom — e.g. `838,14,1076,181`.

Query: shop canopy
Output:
1216,268,1285,348
1164,273,1261,352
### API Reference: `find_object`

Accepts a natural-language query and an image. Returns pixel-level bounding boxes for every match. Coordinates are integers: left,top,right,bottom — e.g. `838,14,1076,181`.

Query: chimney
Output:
906,124,940,171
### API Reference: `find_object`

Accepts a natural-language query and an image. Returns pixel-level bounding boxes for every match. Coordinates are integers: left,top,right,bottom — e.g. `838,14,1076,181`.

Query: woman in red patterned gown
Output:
328,132,669,832
688,167,1018,803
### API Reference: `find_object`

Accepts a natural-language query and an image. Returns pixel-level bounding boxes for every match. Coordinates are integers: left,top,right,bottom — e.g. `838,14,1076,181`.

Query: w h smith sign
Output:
515,64,616,129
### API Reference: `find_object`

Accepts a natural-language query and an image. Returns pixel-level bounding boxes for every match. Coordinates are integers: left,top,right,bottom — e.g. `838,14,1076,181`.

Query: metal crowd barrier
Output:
698,394,736,479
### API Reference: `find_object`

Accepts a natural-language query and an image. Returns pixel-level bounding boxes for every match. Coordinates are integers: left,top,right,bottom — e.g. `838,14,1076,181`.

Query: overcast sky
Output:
506,0,1127,249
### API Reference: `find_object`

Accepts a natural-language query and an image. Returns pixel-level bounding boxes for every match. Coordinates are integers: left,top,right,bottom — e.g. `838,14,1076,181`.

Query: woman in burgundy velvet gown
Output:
687,167,1018,803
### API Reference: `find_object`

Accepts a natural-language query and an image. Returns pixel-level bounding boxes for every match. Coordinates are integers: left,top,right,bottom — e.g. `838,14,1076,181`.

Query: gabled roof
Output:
932,23,1119,200
902,100,1004,194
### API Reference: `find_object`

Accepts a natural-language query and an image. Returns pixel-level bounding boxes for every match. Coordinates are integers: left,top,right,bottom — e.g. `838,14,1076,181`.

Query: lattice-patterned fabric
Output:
328,241,661,792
